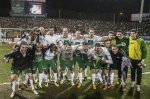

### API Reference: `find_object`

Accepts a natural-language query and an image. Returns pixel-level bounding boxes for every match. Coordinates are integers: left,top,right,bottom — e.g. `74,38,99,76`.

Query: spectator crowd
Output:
0,17,150,36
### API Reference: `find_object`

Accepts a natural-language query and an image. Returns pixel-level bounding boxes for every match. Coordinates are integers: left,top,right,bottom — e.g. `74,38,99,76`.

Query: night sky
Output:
0,0,149,16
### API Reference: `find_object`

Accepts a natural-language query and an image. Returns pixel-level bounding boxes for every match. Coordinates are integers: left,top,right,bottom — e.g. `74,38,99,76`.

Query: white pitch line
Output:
0,72,150,86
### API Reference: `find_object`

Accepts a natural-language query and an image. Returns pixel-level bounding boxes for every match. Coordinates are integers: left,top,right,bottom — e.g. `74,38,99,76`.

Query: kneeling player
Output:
92,43,113,90
75,42,93,88
43,43,59,87
59,43,75,86
32,43,44,88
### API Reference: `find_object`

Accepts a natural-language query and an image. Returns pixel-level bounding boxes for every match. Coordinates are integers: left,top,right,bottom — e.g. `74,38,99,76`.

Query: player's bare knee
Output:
11,74,16,81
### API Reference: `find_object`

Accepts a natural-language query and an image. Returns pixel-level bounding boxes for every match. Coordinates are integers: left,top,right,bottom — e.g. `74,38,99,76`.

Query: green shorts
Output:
32,60,44,71
60,59,74,71
43,59,57,72
82,60,95,69
11,66,32,74
95,60,109,70
73,55,82,67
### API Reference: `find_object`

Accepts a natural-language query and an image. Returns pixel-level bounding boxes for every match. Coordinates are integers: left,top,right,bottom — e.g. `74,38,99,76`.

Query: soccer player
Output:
92,43,113,90
115,30,129,84
84,28,101,48
104,41,114,88
3,41,38,98
75,42,92,88
116,30,129,54
83,28,101,80
45,27,60,45
59,43,75,86
101,31,116,45
110,45,129,91
71,30,84,45
72,30,84,78
31,42,44,88
57,27,72,46
45,27,60,80
36,27,48,45
43,43,59,87
129,29,147,92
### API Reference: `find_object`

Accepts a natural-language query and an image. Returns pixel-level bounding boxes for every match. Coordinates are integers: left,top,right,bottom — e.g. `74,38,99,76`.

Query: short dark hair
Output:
108,31,115,35
111,45,119,48
20,41,28,46
88,28,95,32
36,42,43,47
95,43,101,47
82,42,88,46
131,29,137,33
117,30,123,33
66,43,72,46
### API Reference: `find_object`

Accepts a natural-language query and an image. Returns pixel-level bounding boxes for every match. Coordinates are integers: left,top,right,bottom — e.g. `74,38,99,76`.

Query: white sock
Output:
97,72,103,82
54,73,58,83
137,85,141,91
29,79,35,90
49,67,52,79
64,70,67,76
33,74,36,81
92,73,96,84
12,80,16,92
110,73,114,84
18,74,22,85
78,72,83,83
70,72,75,82
102,74,107,84
65,67,69,74
62,72,66,80
24,74,29,84
131,81,135,87
39,73,43,86
44,74,48,83
84,68,88,77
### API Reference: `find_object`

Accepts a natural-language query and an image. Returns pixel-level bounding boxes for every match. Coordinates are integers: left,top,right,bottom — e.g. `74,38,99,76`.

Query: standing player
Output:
72,30,84,45
115,30,129,84
3,41,38,98
45,27,60,80
57,27,72,46
83,28,101,80
45,27,60,45
129,29,147,92
57,27,72,79
72,30,84,75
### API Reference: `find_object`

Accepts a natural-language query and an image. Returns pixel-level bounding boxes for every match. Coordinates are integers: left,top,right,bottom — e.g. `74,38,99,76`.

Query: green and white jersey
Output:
39,35,48,45
91,47,113,64
79,47,93,61
45,34,60,45
71,36,84,45
44,49,55,60
84,35,101,48
58,35,72,46
34,51,43,62
116,36,129,54
60,47,74,61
